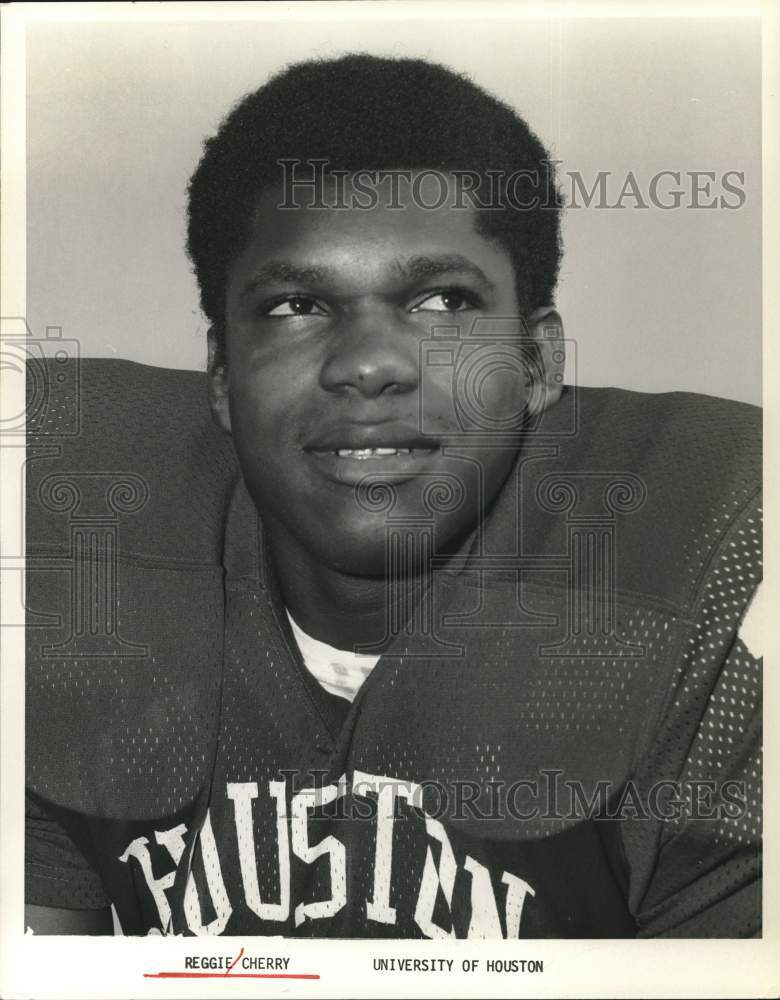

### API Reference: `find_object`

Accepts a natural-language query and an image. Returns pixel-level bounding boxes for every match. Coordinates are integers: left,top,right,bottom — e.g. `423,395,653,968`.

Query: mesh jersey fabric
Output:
25,358,762,937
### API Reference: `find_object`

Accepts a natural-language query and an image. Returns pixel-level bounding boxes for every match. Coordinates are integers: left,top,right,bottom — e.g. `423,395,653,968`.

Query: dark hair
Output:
187,53,562,355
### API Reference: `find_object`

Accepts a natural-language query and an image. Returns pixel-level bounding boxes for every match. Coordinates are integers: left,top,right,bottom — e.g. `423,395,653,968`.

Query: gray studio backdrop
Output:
27,14,761,404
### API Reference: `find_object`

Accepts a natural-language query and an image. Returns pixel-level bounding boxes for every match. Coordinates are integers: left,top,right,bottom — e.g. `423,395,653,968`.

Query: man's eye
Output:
264,296,327,317
411,290,476,313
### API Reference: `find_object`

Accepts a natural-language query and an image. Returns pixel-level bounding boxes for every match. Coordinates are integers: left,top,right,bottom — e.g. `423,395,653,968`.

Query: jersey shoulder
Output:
26,357,238,564
26,359,238,818
516,385,761,613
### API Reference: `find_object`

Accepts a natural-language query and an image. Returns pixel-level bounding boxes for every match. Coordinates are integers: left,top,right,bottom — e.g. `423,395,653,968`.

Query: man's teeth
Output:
336,447,413,459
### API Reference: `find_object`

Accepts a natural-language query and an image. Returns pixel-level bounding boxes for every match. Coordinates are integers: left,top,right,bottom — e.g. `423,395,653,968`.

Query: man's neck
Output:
265,527,431,652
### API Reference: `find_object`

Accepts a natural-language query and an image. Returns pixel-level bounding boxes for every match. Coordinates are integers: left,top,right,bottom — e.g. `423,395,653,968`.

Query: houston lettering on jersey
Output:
118,771,536,938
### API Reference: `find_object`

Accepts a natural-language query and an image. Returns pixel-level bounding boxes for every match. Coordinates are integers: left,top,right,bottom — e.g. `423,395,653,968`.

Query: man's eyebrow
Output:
240,254,496,298
394,254,496,290
240,261,334,296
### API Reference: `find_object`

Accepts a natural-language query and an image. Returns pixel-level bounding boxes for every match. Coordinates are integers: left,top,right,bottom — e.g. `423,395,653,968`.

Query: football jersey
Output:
25,359,762,938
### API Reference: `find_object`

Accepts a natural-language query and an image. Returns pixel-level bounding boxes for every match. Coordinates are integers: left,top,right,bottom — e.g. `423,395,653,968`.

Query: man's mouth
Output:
304,423,440,455
303,425,441,483
333,446,431,459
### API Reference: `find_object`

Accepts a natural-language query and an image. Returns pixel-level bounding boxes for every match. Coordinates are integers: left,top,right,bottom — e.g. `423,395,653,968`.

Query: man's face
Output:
217,177,534,576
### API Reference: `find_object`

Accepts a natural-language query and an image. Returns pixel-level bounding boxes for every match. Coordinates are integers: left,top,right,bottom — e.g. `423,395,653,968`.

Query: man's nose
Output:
318,309,420,399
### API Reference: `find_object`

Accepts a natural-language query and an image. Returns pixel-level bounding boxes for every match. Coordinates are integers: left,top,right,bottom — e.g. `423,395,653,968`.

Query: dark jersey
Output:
25,359,762,938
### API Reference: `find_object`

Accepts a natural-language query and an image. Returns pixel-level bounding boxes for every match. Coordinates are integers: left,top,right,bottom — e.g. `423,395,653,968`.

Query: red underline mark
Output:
143,973,320,980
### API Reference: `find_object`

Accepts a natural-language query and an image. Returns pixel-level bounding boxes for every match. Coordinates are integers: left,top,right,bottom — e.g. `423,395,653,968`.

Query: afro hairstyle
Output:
186,53,563,355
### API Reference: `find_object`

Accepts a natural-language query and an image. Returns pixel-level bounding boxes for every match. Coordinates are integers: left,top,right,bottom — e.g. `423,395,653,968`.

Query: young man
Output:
25,54,761,937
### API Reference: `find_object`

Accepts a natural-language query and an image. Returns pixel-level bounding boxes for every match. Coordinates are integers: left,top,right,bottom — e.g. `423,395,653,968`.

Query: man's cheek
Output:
459,365,527,424
229,382,287,432
422,368,527,437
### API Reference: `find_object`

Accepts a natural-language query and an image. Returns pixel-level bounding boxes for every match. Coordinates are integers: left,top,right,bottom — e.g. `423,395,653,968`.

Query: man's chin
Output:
258,486,478,578
307,523,402,579
302,508,476,580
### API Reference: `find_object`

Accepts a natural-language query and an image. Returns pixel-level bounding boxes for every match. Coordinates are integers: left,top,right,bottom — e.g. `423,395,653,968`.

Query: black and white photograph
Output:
0,2,777,997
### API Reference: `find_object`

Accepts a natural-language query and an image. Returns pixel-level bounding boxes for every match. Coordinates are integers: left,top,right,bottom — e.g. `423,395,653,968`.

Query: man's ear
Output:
524,306,565,415
207,327,232,434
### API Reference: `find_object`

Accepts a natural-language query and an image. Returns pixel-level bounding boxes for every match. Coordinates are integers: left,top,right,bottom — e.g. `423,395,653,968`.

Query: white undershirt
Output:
286,610,381,703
